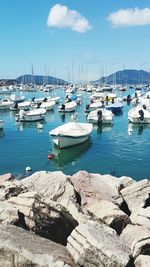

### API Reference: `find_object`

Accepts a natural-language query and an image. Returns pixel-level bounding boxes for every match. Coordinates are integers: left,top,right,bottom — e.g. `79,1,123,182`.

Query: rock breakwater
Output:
0,170,150,266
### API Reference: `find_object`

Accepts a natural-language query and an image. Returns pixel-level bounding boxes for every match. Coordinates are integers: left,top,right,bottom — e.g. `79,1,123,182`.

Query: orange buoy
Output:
48,153,54,160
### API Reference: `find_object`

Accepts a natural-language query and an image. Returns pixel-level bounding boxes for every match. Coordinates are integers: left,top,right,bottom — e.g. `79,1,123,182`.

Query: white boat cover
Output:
50,122,93,137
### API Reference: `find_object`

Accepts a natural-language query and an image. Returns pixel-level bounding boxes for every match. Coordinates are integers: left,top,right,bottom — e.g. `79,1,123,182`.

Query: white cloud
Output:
107,7,150,27
47,4,92,33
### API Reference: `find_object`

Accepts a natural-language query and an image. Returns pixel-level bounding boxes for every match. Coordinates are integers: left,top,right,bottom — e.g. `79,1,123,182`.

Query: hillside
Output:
16,75,68,85
95,69,150,85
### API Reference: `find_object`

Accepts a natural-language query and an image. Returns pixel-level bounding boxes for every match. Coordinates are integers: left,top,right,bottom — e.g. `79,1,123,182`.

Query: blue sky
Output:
0,0,150,81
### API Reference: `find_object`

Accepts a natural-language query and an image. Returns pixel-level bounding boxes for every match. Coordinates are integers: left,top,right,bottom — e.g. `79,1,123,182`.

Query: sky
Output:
0,0,150,82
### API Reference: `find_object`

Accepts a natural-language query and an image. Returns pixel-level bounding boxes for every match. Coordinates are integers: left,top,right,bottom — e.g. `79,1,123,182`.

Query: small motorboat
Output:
0,120,4,130
87,109,114,124
10,101,31,111
50,96,60,104
15,108,46,122
9,94,25,103
0,98,14,110
106,102,123,113
58,101,77,112
49,121,93,148
85,101,103,113
40,101,55,111
128,107,150,124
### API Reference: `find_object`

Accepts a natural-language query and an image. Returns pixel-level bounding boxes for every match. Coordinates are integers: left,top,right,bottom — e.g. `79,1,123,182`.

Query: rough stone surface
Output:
134,255,150,267
0,180,27,201
120,224,150,258
118,176,135,189
22,171,86,223
0,225,78,267
22,171,70,201
88,200,130,234
0,173,14,186
71,171,123,209
130,207,150,228
0,201,18,225
121,179,150,212
67,221,131,267
8,191,78,245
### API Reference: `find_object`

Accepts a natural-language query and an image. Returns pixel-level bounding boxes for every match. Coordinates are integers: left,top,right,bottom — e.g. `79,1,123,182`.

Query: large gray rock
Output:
88,200,130,235
118,176,135,189
120,224,150,258
71,171,123,209
0,225,78,267
135,255,150,267
130,207,150,228
0,201,18,225
0,173,14,186
8,191,78,245
67,221,131,267
121,179,150,212
0,179,27,201
22,171,86,223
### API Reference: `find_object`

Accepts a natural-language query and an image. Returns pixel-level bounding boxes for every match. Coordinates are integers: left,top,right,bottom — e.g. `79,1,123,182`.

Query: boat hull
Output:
128,116,150,124
52,134,90,148
15,114,45,122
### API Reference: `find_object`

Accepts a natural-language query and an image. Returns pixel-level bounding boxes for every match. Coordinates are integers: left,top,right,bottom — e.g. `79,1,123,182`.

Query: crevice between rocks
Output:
126,256,135,267
143,193,150,208
140,244,150,255
120,198,131,217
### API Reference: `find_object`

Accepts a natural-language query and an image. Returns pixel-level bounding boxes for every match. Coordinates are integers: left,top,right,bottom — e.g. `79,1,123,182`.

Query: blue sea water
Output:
0,87,150,181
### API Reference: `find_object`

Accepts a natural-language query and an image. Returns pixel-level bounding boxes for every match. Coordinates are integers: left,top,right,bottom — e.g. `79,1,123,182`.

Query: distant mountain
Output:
16,75,68,85
94,69,150,85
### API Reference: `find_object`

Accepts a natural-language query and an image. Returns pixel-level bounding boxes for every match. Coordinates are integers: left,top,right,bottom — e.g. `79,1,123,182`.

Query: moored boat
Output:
128,107,150,124
106,102,123,113
87,109,114,124
49,121,93,148
15,108,46,122
58,101,77,112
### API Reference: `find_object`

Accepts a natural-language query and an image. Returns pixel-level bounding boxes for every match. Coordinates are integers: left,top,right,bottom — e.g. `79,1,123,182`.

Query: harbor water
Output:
0,87,150,181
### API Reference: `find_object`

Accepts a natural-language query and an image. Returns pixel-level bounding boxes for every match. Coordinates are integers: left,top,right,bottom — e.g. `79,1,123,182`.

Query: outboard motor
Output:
139,109,144,121
85,104,90,111
97,110,103,125
43,97,47,102
127,94,131,104
61,104,65,110
37,102,41,108
143,104,146,110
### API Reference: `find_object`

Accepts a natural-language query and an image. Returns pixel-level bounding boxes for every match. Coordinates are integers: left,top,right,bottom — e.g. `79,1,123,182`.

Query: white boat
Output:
87,109,114,124
0,98,14,110
50,96,60,104
15,108,46,122
58,101,77,112
85,101,103,112
0,120,4,130
50,122,93,148
40,101,55,111
10,101,31,111
9,94,25,103
128,107,150,124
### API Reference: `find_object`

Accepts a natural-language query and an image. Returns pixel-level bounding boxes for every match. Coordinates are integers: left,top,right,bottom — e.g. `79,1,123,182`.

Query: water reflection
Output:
51,138,92,167
15,121,45,131
60,113,66,122
93,124,113,134
0,130,5,138
128,123,150,136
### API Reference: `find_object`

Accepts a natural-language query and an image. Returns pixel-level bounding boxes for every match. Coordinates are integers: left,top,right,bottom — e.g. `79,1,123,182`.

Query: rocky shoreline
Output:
0,170,150,266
